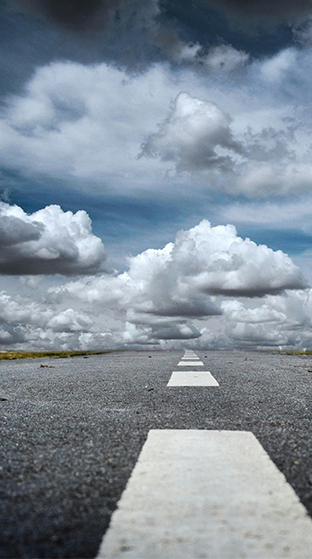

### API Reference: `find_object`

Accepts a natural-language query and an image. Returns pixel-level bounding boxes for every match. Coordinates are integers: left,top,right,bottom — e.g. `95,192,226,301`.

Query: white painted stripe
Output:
97,430,312,559
167,371,219,386
177,361,204,366
180,357,200,361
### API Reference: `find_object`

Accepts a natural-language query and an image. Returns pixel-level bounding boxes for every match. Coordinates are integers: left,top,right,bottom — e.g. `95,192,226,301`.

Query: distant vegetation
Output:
273,350,312,355
0,350,112,360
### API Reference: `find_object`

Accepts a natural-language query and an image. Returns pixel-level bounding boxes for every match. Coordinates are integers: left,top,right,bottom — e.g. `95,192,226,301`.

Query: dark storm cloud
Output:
150,299,222,318
0,216,43,246
14,0,312,31
13,0,123,30
206,0,312,21
1,0,295,81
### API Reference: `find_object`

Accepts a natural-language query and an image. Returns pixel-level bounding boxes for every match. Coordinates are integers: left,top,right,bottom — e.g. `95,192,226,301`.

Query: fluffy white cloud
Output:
123,220,307,298
0,62,172,186
0,56,312,197
140,92,243,171
140,83,312,195
57,218,305,320
40,219,307,349
0,51,312,200
0,202,109,275
0,217,309,349
214,290,312,349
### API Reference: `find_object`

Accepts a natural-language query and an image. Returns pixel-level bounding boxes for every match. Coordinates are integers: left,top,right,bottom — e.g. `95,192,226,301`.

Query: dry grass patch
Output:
0,350,112,360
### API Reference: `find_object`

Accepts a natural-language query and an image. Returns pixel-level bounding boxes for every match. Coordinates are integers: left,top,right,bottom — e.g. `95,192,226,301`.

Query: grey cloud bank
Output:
207,0,312,20
0,202,109,275
13,0,123,30
0,215,308,350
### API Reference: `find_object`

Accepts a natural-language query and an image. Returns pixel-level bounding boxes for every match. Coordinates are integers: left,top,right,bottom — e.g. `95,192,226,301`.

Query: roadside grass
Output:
271,350,312,355
0,350,113,360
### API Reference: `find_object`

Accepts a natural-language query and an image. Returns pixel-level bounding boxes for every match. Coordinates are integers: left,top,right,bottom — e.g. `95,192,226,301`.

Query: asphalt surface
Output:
0,349,312,558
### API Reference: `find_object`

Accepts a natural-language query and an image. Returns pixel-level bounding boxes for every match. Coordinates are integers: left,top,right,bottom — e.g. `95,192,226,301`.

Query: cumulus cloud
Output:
139,76,312,195
215,291,312,349
0,202,109,275
46,219,307,348
123,220,307,299
140,92,243,172
0,217,309,349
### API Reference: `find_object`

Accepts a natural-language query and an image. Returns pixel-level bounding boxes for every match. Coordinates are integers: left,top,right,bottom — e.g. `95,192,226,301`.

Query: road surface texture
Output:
0,349,312,558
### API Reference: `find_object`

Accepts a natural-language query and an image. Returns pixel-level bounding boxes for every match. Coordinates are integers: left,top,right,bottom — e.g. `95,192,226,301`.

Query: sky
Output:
1,0,312,350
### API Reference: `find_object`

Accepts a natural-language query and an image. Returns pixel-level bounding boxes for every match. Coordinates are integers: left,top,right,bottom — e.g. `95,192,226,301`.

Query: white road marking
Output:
177,361,204,366
180,357,200,361
97,430,312,559
167,371,219,386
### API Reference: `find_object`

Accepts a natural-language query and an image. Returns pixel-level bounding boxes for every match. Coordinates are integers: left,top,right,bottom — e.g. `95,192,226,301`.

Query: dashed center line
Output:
97,430,312,559
180,357,200,363
177,361,204,366
167,371,219,386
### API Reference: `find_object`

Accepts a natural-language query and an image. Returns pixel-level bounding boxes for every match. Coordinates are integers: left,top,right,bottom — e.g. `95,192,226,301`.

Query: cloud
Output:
293,17,312,46
203,45,249,71
1,57,312,197
139,70,312,195
216,291,312,348
47,219,307,348
140,91,243,172
13,0,124,31
206,0,312,21
124,220,307,299
0,202,109,275
13,0,312,34
220,197,312,230
0,217,309,349
53,219,308,311
260,49,297,83
0,61,173,186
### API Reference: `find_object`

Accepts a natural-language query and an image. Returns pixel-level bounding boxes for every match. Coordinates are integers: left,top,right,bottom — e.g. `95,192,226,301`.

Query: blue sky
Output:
1,0,312,350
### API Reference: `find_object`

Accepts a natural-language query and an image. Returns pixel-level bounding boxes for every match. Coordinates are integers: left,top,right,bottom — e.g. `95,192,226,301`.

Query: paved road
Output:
0,350,312,558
